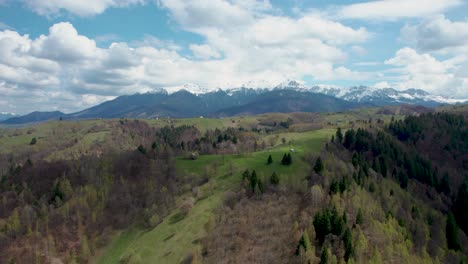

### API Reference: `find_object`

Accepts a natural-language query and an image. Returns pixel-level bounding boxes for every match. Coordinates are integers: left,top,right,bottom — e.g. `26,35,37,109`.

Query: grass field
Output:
95,128,333,263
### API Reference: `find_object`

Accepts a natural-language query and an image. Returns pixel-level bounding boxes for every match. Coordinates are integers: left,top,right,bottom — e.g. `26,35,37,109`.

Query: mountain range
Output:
2,82,466,124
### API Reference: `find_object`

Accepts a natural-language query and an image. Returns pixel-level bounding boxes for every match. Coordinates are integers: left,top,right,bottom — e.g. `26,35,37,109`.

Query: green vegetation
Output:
1,107,467,263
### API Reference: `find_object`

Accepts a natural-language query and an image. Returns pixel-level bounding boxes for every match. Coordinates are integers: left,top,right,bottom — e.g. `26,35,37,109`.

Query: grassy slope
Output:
96,129,334,263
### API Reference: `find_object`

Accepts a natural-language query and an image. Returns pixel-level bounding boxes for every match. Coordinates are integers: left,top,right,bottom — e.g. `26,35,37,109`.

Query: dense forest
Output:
201,112,468,263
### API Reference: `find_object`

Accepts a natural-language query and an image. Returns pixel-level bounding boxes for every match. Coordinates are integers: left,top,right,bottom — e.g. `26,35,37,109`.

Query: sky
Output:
0,0,468,114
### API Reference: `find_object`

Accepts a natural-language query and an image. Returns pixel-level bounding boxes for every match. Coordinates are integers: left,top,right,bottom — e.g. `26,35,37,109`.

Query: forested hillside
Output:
0,107,467,263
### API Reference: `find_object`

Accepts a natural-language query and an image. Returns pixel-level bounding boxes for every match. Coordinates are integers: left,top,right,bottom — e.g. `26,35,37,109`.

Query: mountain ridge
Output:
2,84,466,124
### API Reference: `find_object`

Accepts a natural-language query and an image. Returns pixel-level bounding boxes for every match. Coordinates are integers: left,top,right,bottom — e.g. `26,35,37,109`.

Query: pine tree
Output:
250,170,257,192
257,179,264,194
137,144,146,154
336,127,343,144
30,137,37,145
267,155,273,165
314,157,324,174
446,212,461,251
242,169,250,180
320,247,328,264
343,129,355,149
356,208,363,225
331,207,344,236
281,153,288,165
343,227,353,262
270,172,279,185
454,183,468,234
372,157,381,173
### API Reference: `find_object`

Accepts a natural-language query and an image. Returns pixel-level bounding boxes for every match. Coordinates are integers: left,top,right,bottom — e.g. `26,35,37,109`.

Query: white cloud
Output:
189,44,221,59
22,0,146,17
31,22,100,62
0,9,373,114
401,15,468,54
384,47,468,98
332,0,462,21
373,81,390,89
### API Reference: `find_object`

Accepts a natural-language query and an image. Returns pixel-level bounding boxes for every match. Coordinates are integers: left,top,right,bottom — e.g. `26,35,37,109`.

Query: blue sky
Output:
0,0,467,114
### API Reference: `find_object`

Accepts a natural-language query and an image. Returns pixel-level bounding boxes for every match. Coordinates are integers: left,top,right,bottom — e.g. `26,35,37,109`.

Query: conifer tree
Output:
356,208,363,225
320,247,328,264
267,155,273,165
446,212,461,251
270,172,279,185
336,127,343,144
343,227,353,262
257,179,264,194
250,170,257,192
314,157,324,174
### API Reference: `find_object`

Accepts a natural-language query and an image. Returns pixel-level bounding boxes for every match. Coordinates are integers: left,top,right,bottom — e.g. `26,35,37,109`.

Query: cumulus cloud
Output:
22,0,146,17
0,1,376,113
331,0,462,21
384,47,468,98
5,0,467,114
401,15,468,53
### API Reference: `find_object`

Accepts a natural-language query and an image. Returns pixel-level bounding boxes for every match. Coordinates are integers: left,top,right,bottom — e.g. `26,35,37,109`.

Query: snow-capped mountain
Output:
159,80,466,107
307,85,467,106
0,112,17,121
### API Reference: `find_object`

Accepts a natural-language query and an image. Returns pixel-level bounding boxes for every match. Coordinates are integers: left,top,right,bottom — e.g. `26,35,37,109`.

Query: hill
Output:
0,111,64,124
0,107,467,263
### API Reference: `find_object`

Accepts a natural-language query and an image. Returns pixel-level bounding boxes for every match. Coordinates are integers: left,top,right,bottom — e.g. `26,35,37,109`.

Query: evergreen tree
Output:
267,155,273,165
320,247,328,264
257,179,265,194
379,156,388,177
454,183,468,234
314,157,324,174
356,208,363,225
281,153,288,165
343,129,355,149
398,171,408,189
343,227,353,262
250,170,257,192
339,176,348,193
30,137,37,145
242,169,250,180
336,127,343,144
438,173,450,195
446,212,461,251
330,207,344,236
372,157,381,173
329,180,339,194
351,153,360,168
313,209,331,244
270,172,279,185
281,153,292,165
137,144,147,154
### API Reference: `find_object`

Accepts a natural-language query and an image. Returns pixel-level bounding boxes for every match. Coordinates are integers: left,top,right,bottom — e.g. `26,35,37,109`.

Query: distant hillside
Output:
215,90,361,116
0,111,64,124
2,89,359,124
0,113,17,122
